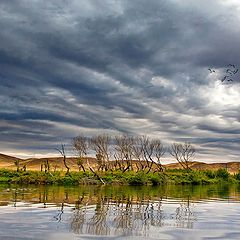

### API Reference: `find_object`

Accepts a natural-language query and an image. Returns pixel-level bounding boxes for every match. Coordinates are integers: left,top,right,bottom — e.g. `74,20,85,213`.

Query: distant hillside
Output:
0,153,97,171
165,161,240,174
0,153,22,168
0,153,239,173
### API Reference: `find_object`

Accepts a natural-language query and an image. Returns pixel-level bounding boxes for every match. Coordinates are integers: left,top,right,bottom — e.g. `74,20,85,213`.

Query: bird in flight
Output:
233,69,238,74
221,76,229,82
208,68,215,73
228,64,235,68
208,64,239,82
226,64,238,75
226,69,234,74
213,63,239,82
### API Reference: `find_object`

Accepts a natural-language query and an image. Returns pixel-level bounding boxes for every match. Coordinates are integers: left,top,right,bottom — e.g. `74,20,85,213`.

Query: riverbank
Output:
0,168,239,185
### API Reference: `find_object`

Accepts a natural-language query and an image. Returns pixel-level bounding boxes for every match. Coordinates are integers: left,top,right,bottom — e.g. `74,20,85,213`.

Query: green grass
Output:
0,168,238,186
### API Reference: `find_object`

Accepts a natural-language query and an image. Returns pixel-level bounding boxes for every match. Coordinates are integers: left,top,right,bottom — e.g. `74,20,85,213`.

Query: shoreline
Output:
0,168,239,186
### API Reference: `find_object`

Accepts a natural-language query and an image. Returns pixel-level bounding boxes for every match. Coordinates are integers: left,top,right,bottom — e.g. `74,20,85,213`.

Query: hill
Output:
165,161,240,174
0,153,98,171
0,153,239,173
0,153,22,168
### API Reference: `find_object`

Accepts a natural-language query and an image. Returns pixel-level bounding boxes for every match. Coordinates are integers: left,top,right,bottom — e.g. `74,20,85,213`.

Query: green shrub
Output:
127,172,148,185
0,168,235,185
234,172,240,181
148,173,164,185
62,176,75,185
204,170,216,179
216,169,230,180
0,176,10,182
0,169,20,178
102,175,115,183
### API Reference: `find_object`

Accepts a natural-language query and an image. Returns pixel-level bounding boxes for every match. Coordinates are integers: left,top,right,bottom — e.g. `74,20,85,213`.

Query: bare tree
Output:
181,142,195,169
14,159,20,172
170,142,195,170
22,164,27,171
153,139,165,172
73,135,88,172
90,134,111,171
141,136,155,173
41,159,50,173
132,136,144,171
56,144,70,174
114,135,134,172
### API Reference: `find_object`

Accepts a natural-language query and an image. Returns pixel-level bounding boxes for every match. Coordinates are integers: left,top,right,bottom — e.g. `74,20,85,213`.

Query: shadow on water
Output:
0,183,239,239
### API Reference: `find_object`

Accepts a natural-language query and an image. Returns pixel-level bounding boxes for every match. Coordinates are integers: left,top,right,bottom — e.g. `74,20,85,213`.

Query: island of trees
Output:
0,134,239,185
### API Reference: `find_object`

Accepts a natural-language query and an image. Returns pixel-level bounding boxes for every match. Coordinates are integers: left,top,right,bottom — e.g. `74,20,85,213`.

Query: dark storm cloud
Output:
198,124,240,135
0,0,239,160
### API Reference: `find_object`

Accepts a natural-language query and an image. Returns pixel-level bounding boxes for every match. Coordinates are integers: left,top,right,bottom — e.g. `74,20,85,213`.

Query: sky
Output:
0,0,240,162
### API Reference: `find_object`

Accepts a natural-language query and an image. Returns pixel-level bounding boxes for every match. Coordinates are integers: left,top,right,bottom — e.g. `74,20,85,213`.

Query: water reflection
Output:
71,196,168,236
0,184,239,239
175,196,196,229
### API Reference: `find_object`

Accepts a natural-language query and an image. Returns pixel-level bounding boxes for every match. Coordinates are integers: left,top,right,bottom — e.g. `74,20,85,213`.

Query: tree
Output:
73,135,88,172
56,144,70,174
170,142,195,170
114,135,134,172
43,159,50,173
140,137,166,173
152,139,165,172
90,134,111,171
132,136,144,171
14,159,20,172
141,136,155,173
22,164,27,171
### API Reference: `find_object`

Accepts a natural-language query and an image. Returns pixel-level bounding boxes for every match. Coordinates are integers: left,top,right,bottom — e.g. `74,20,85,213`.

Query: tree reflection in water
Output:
175,196,196,229
3,184,234,237
70,193,196,236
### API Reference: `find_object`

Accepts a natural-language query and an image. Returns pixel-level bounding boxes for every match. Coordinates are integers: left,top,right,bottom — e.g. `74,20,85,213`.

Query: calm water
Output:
0,184,239,240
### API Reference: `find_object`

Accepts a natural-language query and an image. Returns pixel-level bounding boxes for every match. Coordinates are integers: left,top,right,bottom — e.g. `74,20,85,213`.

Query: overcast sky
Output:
0,0,239,162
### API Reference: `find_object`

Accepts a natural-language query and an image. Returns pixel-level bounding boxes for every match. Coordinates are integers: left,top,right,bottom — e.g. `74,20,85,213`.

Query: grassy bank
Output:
0,168,240,185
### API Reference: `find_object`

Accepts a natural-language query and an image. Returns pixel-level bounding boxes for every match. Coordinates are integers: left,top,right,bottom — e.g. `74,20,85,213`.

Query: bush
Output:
148,173,164,185
0,176,10,182
0,169,20,178
0,168,236,185
216,169,230,180
127,172,148,185
234,172,240,181
204,170,216,179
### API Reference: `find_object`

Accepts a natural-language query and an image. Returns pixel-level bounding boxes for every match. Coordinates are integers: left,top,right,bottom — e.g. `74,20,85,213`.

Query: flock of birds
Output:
208,64,239,82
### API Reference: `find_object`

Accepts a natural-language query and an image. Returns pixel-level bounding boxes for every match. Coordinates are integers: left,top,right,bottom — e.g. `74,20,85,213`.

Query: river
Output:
0,184,239,239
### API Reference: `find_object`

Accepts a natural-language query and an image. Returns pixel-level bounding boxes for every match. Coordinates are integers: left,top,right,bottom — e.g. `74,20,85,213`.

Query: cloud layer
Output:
0,0,239,161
